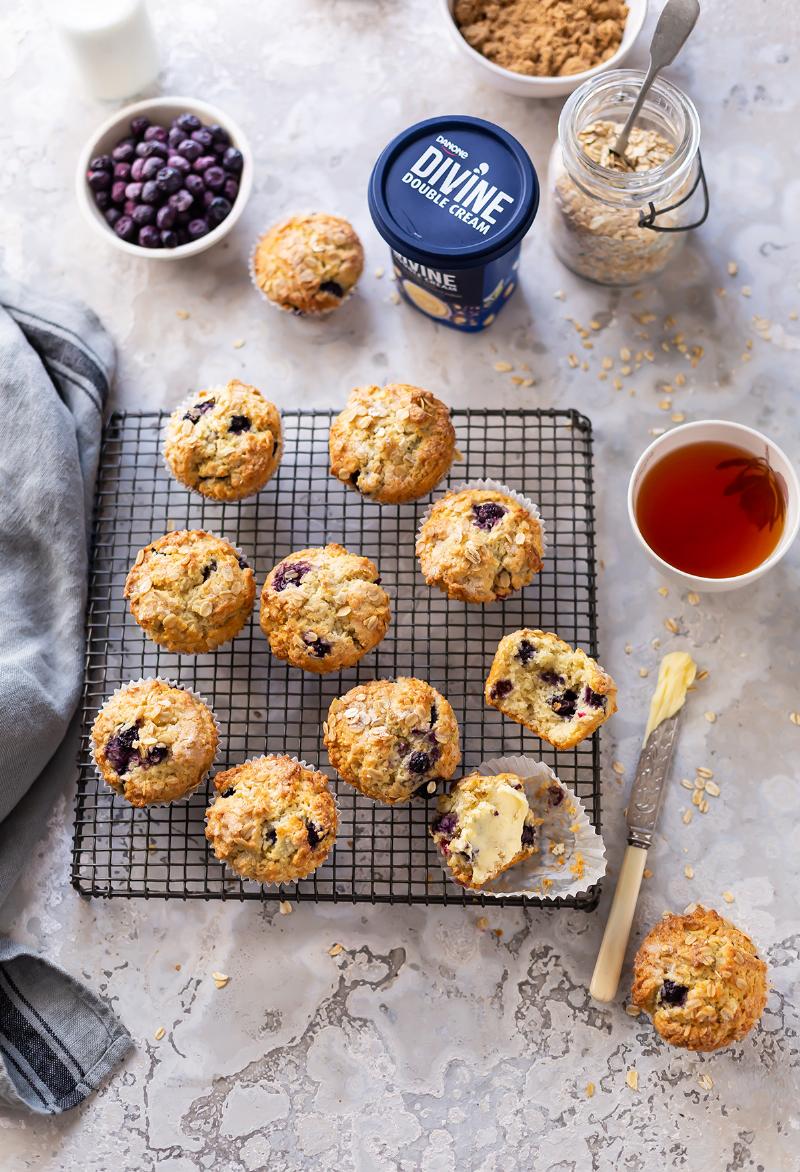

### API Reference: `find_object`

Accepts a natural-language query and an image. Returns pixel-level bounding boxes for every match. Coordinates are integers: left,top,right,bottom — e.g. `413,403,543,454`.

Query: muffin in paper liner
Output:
432,755,605,899
416,477,548,559
91,677,221,808
162,385,284,502
248,213,363,317
204,753,340,888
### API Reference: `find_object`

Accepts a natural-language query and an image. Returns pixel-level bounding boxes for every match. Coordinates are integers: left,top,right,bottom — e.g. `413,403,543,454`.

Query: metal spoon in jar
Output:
612,0,700,163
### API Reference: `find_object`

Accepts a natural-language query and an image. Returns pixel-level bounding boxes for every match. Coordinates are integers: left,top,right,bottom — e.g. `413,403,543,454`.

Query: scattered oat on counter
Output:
154,1026,166,1041
612,761,625,775
687,592,701,606
698,1073,714,1091
741,286,752,298
625,1003,641,1016
684,865,694,879
657,586,669,597
175,309,190,320
374,267,385,278
727,261,738,277
476,916,489,930
682,810,693,825
212,971,230,989
494,361,514,372
639,667,649,678
328,943,344,957
722,891,735,903
278,900,293,915
585,1081,596,1098
704,712,717,724
232,339,245,349
789,712,800,726
665,618,680,634
625,1069,639,1092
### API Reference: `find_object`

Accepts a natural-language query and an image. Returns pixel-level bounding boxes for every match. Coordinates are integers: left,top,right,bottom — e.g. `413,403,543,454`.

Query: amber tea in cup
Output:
635,440,787,578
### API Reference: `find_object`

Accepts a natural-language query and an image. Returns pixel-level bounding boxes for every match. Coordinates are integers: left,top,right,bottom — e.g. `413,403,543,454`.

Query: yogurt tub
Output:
368,115,539,331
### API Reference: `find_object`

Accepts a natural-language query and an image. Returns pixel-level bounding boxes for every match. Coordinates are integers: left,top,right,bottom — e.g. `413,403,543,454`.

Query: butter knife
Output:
589,711,682,1002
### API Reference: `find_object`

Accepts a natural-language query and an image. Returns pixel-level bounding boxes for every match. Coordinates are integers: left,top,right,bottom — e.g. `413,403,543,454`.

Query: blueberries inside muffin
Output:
228,414,251,434
105,723,168,776
517,639,536,665
303,633,331,658
584,686,607,709
183,399,215,424
432,811,458,840
489,678,513,700
659,979,689,1006
202,560,217,581
273,561,312,591
305,819,324,847
319,280,344,298
540,670,564,686
471,501,507,531
237,556,249,570
550,689,578,719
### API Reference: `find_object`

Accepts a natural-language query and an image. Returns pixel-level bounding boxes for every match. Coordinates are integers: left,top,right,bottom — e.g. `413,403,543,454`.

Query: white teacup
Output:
627,419,799,593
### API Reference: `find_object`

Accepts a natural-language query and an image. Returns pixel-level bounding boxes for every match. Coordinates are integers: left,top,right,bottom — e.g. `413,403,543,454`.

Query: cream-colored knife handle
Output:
590,844,648,1003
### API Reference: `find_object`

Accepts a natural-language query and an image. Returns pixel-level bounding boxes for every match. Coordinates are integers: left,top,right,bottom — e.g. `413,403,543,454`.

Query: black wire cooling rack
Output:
72,408,602,909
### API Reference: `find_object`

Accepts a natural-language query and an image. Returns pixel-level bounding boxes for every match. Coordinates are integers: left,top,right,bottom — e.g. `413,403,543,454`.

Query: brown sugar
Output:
454,0,629,78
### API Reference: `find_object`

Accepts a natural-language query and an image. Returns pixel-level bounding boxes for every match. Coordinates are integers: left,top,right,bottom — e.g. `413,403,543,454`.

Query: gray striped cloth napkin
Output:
0,279,132,1113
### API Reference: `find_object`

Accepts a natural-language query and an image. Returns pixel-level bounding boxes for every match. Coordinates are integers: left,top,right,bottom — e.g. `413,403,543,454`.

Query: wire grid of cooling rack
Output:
72,408,602,909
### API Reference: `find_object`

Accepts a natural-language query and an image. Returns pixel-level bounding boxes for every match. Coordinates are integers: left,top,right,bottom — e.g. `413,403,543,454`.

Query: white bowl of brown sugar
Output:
442,0,648,99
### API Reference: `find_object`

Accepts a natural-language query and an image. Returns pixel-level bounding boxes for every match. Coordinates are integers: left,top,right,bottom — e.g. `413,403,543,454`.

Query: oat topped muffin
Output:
324,677,461,805
205,755,337,885
632,906,768,1052
430,772,538,889
251,212,364,316
164,380,282,501
329,383,456,504
125,530,255,654
92,679,218,807
485,629,617,749
260,543,390,674
416,487,544,603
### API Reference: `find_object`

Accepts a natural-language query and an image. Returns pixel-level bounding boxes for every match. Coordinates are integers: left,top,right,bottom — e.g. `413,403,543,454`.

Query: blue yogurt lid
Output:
368,115,539,270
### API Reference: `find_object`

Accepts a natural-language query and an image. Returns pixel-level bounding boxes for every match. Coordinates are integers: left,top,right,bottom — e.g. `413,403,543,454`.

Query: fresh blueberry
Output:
114,161,132,181
105,723,139,774
130,115,150,137
123,199,138,216
161,230,180,248
212,140,228,158
183,398,216,423
168,126,184,150
124,181,143,201
202,190,216,210
112,139,136,163
191,127,214,149
143,745,168,767
204,165,226,192
407,751,431,775
209,123,230,145
144,124,168,143
471,501,507,531
184,174,205,198
193,155,216,173
306,820,323,848
156,204,176,230
175,112,202,133
141,180,160,204
223,147,243,173
584,686,607,710
223,177,239,202
228,414,251,434
95,191,110,211
167,154,191,175
517,639,536,665
202,560,217,582
319,280,344,298
659,979,689,1006
432,811,458,840
178,139,202,162
90,155,113,173
540,670,565,686
207,196,232,225
113,215,136,242
490,678,513,700
303,633,331,658
156,166,182,195
273,561,312,591
138,225,161,248
136,139,168,159
187,217,210,239
263,825,277,845
110,180,127,205
548,784,565,806
168,189,194,213
141,156,162,180
88,170,111,191
521,823,536,846
237,556,249,571
132,204,155,226
550,689,578,719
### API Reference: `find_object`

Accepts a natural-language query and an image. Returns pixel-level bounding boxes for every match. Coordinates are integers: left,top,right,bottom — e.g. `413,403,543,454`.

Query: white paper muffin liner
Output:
416,477,548,559
91,677,221,809
161,387,284,501
205,752,340,888
248,221,359,317
432,755,606,900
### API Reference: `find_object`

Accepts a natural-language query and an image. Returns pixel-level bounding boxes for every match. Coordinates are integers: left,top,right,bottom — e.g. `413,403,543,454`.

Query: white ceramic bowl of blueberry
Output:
76,95,253,259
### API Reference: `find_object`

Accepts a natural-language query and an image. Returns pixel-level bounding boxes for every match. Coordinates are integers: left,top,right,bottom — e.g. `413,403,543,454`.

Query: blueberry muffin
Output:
260,543,390,674
430,772,537,889
164,380,282,501
92,679,218,807
416,487,544,604
205,755,337,884
329,383,456,504
324,678,460,804
632,906,768,1052
485,629,617,749
250,212,364,316
125,530,255,654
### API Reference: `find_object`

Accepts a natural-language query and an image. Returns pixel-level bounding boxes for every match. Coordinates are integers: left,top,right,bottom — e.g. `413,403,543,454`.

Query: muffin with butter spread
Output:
250,212,364,316
430,772,537,889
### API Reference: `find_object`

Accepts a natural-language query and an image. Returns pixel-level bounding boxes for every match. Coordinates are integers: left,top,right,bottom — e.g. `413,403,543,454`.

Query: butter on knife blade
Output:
643,651,697,745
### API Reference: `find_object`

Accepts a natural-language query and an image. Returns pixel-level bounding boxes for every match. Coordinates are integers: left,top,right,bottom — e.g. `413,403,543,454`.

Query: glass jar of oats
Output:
547,70,705,286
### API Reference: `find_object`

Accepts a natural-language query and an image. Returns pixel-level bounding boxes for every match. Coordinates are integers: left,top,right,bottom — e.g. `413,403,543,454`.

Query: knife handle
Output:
590,844,647,1003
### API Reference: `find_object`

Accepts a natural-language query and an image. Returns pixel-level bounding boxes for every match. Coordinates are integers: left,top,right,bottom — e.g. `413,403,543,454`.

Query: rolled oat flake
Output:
547,69,708,286
368,115,539,331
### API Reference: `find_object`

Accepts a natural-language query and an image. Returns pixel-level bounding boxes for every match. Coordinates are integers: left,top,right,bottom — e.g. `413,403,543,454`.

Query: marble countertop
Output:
2,1,799,1168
